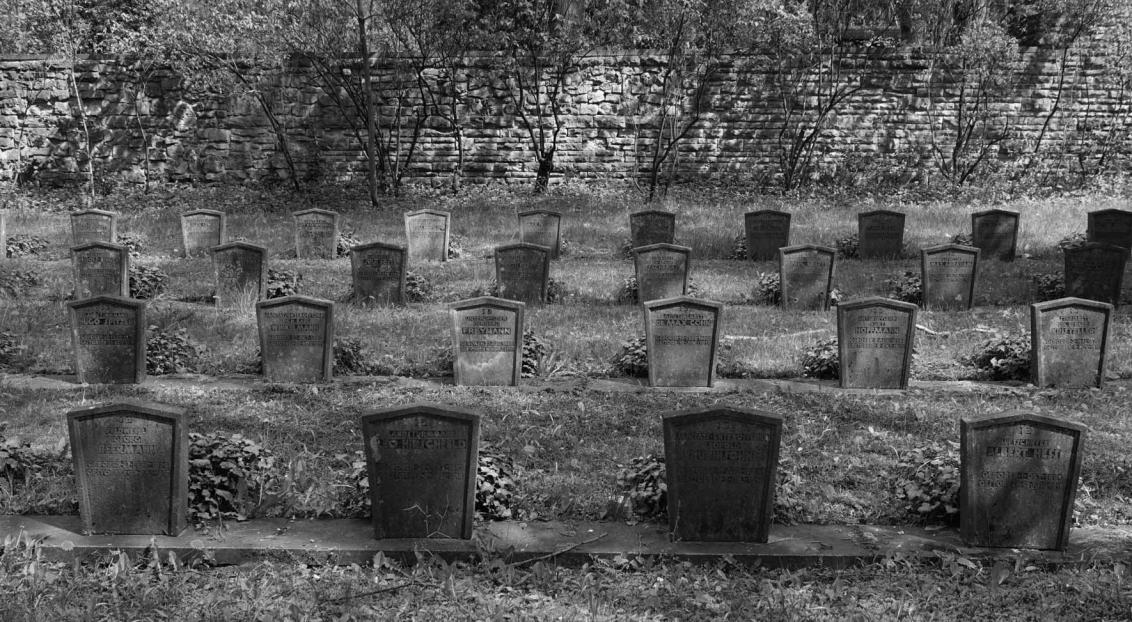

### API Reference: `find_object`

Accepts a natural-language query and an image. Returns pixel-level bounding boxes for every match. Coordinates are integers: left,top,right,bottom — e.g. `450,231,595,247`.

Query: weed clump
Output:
729,233,748,260
610,336,648,377
128,264,168,299
146,328,201,375
404,271,433,302
615,276,698,305
800,338,839,379
266,268,301,298
521,330,550,378
336,231,361,257
5,234,48,258
188,432,277,523
964,333,1031,380
117,232,147,258
1032,272,1065,301
333,338,374,375
752,271,781,305
476,443,516,520
834,233,859,258
893,443,960,525
615,454,666,518
0,268,40,298
1057,232,1087,252
885,271,923,305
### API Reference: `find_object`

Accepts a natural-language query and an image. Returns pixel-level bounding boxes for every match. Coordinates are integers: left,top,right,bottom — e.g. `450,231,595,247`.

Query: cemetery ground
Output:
2,183,1132,619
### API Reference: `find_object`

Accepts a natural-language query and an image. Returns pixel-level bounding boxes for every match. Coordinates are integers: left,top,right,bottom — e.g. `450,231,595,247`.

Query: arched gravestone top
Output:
211,242,268,306
971,209,1020,262
960,410,1086,551
778,244,836,311
180,209,226,257
1086,208,1132,249
404,209,451,263
350,241,407,305
663,406,782,543
857,209,906,259
629,209,676,248
67,400,188,536
517,209,563,259
360,403,480,540
744,210,791,261
71,241,129,299
255,295,335,383
1063,242,1128,307
293,209,340,259
837,297,917,390
920,243,980,310
633,243,691,304
1030,297,1113,389
71,209,118,246
450,296,525,387
643,296,723,388
67,295,146,384
494,243,551,304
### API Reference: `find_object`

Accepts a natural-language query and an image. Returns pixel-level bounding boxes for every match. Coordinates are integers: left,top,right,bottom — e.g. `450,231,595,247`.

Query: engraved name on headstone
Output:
495,243,550,304
778,245,835,311
211,242,267,307
961,411,1085,550
744,210,791,261
180,209,226,257
361,403,479,539
72,242,129,299
351,242,406,305
404,210,450,263
71,209,118,246
633,243,690,304
518,209,562,259
971,209,1020,262
1063,243,1127,307
294,209,340,260
644,296,722,388
1086,208,1132,249
858,210,905,259
256,296,334,383
921,244,979,310
68,295,146,384
837,297,917,389
68,401,187,536
450,297,524,386
1031,297,1112,389
630,210,676,248
663,407,782,542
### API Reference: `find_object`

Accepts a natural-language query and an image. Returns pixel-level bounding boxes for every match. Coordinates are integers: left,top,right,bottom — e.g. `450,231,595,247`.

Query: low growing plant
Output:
128,264,168,299
965,333,1031,380
336,231,361,257
885,271,923,305
753,272,781,305
1057,232,1087,252
615,276,699,305
477,442,517,520
0,268,40,298
146,328,201,375
117,232,147,258
894,443,960,525
521,330,550,378
834,233,859,259
615,454,666,518
266,268,301,299
187,432,277,523
5,234,48,258
1032,272,1065,302
950,232,973,246
800,337,839,379
610,336,648,377
404,271,433,303
334,338,374,375
729,233,748,260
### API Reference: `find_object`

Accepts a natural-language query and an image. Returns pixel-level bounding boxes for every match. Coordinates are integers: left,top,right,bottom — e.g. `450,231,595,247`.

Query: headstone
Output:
960,410,1085,550
211,242,267,307
350,242,406,305
1031,297,1112,388
1086,208,1132,249
450,297,524,386
663,407,782,542
256,295,334,383
633,243,690,304
837,297,917,389
71,242,129,299
778,245,835,311
630,210,676,248
360,403,479,539
294,209,339,260
971,209,1020,262
68,295,146,384
518,209,562,259
495,243,550,304
643,296,722,388
921,244,979,310
71,209,118,246
1063,243,1127,307
0,211,6,261
744,210,791,261
857,210,905,258
67,401,188,536
180,209,226,257
404,209,450,263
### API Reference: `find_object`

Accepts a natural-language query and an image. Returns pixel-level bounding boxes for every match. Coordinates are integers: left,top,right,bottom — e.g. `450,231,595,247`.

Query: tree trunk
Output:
357,0,381,208
534,151,553,194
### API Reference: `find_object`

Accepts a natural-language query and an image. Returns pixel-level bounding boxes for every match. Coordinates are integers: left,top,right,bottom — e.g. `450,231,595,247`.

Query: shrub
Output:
729,233,748,260
965,333,1031,380
522,330,549,378
894,443,960,525
0,268,40,298
188,432,277,523
128,264,168,299
885,271,923,305
615,454,667,518
610,336,648,377
476,443,516,520
333,338,374,375
146,328,201,375
800,337,839,379
753,271,781,305
546,278,569,303
336,231,362,257
834,233,859,259
266,268,301,299
1057,232,1087,252
5,233,48,258
404,271,433,303
117,232,147,258
1032,272,1065,302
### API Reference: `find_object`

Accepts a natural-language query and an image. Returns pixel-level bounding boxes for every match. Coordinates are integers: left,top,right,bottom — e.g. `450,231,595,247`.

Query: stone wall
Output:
0,46,1129,190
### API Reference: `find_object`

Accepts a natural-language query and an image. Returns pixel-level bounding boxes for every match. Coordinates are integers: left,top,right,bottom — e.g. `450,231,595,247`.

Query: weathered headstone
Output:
857,210,905,258
1063,243,1127,307
633,243,690,304
518,209,562,259
837,297,917,389
744,210,791,261
495,243,550,304
71,209,118,246
71,242,129,299
294,209,339,260
351,242,406,305
663,407,782,542
404,209,450,263
211,242,267,307
1031,297,1112,389
1086,208,1132,249
630,210,676,248
67,401,188,536
450,297,524,386
68,295,146,384
961,410,1085,550
643,296,722,388
971,209,1020,262
921,244,979,310
360,403,479,539
180,209,226,257
256,296,334,383
778,244,835,311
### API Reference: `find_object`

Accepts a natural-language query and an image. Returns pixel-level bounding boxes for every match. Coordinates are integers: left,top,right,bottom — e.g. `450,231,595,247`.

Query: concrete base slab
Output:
4,516,1130,568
